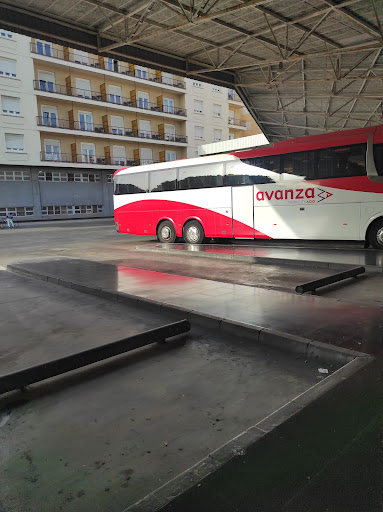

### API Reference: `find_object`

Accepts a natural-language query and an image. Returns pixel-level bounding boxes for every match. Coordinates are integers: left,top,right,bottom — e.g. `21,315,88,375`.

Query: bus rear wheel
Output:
369,219,383,249
157,221,176,243
183,220,205,244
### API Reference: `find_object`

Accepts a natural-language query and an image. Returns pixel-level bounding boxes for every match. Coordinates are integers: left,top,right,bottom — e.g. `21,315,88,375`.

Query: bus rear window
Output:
114,172,148,194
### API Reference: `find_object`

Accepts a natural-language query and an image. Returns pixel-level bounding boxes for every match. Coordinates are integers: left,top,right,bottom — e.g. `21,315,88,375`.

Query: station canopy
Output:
1,0,383,142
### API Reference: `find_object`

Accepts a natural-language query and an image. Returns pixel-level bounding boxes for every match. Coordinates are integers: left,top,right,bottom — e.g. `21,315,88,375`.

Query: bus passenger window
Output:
374,143,383,176
243,156,280,173
316,144,366,179
150,169,177,192
114,172,148,194
178,163,224,190
281,151,315,180
224,174,274,186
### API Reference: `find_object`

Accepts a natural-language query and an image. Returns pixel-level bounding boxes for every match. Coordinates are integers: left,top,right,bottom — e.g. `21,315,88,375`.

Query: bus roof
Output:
232,124,383,159
114,154,239,177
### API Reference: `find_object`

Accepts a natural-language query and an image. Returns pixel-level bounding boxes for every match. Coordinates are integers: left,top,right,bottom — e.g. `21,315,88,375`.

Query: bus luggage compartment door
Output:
232,186,255,238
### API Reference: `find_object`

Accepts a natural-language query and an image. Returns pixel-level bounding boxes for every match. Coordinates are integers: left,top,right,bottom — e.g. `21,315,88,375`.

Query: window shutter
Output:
2,96,20,114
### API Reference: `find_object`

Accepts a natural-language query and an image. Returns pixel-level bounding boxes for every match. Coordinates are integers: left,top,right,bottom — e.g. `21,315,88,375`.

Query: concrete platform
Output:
136,242,383,273
0,269,365,512
8,257,383,356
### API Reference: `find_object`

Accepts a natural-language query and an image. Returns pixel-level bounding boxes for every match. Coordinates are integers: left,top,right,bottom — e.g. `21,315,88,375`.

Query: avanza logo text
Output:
255,188,333,202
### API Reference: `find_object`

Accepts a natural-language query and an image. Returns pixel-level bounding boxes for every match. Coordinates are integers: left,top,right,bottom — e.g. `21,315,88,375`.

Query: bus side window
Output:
316,144,366,179
114,172,148,194
150,169,177,192
178,163,224,190
374,143,383,176
281,151,315,180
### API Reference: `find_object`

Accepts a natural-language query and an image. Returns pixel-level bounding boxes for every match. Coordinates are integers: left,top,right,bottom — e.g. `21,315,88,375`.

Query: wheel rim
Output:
160,225,172,241
186,225,200,243
377,227,383,245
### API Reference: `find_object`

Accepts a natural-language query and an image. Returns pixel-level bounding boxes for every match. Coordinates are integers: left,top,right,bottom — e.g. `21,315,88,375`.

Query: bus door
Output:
232,186,255,238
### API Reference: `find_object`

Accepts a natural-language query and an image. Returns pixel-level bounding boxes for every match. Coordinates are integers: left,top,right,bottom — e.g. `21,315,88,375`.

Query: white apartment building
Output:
0,29,261,221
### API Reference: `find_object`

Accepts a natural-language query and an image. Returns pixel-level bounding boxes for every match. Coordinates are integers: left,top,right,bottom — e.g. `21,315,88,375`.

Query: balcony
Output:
30,42,186,89
40,151,138,166
228,117,247,127
228,90,241,102
36,117,188,143
33,81,187,117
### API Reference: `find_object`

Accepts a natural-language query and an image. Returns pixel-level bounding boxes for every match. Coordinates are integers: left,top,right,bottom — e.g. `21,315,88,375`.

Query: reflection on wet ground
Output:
10,258,383,356
140,242,383,269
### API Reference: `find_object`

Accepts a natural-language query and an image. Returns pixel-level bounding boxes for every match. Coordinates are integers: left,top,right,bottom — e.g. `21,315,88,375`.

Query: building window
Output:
81,143,96,163
75,78,91,98
112,145,126,165
228,89,235,100
36,40,52,56
44,139,61,161
1,96,20,115
137,91,149,110
139,120,151,138
110,115,124,135
107,174,113,183
41,105,58,127
78,111,93,131
163,97,174,114
73,49,89,65
166,151,177,162
214,129,222,141
164,123,175,141
213,104,222,117
107,58,120,72
162,72,173,86
109,85,122,104
38,71,55,92
5,134,24,152
0,58,16,78
195,126,204,140
194,100,203,114
41,205,103,215
192,81,203,88
141,148,153,164
38,172,100,182
212,85,221,93
0,170,30,181
0,30,13,39
39,171,67,182
0,207,33,217
229,133,235,140
136,66,148,79
74,173,101,183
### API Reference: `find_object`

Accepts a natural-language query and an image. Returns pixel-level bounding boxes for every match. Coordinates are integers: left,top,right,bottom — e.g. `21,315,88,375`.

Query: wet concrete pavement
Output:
9,257,383,356
138,241,383,272
1,222,383,511
0,270,332,512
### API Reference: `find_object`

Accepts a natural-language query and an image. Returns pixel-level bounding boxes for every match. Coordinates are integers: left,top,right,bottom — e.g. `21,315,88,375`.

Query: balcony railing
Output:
40,151,137,166
36,117,188,143
33,81,187,117
228,117,247,127
30,42,186,89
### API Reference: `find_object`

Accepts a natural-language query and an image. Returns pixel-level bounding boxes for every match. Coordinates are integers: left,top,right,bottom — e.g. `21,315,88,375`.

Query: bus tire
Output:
157,220,176,243
368,218,383,249
183,220,205,244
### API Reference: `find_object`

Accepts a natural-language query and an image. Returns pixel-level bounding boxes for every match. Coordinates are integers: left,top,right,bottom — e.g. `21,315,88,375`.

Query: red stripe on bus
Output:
308,176,383,193
115,199,271,239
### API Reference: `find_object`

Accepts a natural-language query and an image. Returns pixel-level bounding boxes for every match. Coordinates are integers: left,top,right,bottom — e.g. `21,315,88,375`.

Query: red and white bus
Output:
113,124,383,248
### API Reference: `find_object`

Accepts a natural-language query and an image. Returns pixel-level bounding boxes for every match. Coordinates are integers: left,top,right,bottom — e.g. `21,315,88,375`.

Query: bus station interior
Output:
1,1,383,512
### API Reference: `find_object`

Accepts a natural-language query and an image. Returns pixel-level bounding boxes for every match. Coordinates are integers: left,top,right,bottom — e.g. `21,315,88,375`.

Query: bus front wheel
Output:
157,221,176,243
183,220,205,244
369,219,383,249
